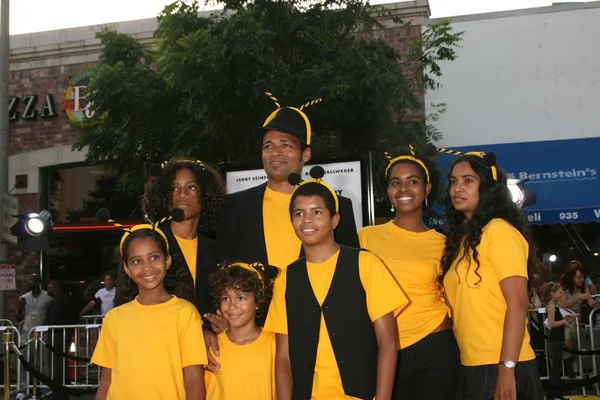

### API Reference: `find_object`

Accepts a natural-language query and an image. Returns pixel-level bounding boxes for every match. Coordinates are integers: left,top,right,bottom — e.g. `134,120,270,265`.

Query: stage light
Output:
10,210,53,252
549,255,557,262
507,179,536,208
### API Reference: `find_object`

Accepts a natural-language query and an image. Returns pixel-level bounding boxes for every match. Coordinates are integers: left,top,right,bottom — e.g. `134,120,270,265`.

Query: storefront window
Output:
42,164,140,223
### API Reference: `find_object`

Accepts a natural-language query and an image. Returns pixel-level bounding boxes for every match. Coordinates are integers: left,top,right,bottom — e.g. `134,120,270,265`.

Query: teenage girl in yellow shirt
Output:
358,146,459,399
439,151,543,400
92,212,208,400
205,262,278,399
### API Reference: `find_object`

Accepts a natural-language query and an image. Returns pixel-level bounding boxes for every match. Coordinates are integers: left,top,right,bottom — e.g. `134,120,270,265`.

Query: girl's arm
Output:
275,333,292,400
495,276,529,400
546,303,567,328
560,292,587,309
95,368,112,400
183,365,206,400
373,312,398,400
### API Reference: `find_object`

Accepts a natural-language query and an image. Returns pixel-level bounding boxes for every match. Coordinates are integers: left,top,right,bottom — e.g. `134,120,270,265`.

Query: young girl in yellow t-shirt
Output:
439,151,544,399
204,261,278,399
359,145,459,399
92,212,208,400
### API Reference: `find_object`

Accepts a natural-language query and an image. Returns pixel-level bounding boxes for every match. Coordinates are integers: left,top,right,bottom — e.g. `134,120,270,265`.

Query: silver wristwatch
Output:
499,360,517,369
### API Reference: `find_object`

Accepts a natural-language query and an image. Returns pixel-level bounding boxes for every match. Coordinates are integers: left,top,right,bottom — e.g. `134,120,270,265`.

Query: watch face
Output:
503,361,516,369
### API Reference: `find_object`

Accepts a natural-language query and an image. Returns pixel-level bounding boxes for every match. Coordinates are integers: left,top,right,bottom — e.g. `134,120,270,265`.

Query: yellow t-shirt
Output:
263,186,301,271
91,296,208,399
264,250,408,400
443,218,536,366
205,330,275,400
358,222,449,349
175,236,198,284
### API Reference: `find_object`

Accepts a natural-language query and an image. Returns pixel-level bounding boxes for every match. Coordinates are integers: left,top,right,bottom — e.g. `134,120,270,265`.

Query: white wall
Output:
425,2,600,147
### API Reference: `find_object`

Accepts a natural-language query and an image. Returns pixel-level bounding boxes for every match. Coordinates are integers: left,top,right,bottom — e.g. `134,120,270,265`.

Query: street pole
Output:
0,0,10,319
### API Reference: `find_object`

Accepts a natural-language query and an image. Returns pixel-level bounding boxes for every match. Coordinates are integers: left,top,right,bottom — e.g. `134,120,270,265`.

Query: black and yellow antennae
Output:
265,90,281,109
408,144,416,157
437,147,463,156
298,87,331,111
438,147,498,181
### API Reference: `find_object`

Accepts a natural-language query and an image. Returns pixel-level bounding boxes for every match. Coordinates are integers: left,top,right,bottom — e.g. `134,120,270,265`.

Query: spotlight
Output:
594,252,599,257
507,179,536,208
10,210,53,252
549,255,557,262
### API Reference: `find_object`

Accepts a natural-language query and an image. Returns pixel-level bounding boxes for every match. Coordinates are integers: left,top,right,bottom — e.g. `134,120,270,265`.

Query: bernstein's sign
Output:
8,70,96,123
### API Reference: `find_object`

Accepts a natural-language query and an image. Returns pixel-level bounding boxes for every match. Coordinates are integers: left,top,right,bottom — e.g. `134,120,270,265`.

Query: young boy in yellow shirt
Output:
205,262,278,399
264,167,408,400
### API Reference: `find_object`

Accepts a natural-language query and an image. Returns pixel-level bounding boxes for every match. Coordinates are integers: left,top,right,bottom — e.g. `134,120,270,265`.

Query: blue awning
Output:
428,137,600,226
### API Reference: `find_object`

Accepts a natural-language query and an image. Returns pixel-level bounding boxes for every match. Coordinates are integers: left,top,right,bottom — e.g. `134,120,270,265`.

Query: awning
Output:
429,137,600,226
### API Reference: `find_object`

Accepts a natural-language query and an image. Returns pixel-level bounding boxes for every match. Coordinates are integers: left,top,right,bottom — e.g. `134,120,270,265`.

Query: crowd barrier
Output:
1,321,103,399
529,307,600,397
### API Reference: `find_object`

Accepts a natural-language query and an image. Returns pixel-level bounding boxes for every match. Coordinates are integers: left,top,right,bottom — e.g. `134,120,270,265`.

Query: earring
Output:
390,206,395,212
425,198,428,207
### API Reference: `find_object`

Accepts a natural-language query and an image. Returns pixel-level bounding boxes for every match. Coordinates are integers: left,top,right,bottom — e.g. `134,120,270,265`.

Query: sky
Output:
8,0,596,35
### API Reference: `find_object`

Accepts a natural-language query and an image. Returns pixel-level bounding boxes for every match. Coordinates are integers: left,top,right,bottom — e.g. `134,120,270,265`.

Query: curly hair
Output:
209,263,274,321
289,183,337,217
142,161,226,234
119,229,195,303
438,155,538,289
383,149,440,211
559,265,587,295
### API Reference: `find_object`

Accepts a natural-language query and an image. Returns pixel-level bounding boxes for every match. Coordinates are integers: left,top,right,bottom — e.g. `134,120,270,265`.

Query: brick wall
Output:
7,63,94,320
9,63,96,156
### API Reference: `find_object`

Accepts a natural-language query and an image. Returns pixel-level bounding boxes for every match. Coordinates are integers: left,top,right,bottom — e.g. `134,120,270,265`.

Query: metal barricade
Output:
0,326,20,394
24,324,102,395
529,308,589,397
0,319,13,327
588,306,600,396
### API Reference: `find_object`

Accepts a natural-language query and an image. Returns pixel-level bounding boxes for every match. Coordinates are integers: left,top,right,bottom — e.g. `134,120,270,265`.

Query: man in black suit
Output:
215,107,359,267
207,89,360,372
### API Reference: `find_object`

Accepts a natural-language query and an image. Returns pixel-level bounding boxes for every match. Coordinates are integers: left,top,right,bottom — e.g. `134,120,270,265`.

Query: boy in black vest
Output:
264,167,408,400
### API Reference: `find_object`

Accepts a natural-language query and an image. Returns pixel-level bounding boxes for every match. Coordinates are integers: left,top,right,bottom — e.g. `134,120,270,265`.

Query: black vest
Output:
285,246,377,400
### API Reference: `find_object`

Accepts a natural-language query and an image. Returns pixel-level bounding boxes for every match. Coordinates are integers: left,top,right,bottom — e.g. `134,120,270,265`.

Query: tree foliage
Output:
73,0,463,196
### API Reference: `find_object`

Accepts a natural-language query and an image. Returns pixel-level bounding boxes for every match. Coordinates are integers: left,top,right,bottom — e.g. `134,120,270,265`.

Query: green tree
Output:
73,0,462,197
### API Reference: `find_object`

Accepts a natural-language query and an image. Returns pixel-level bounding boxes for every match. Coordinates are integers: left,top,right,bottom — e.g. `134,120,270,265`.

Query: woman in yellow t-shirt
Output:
205,261,278,399
359,146,459,399
439,151,543,400
92,214,208,400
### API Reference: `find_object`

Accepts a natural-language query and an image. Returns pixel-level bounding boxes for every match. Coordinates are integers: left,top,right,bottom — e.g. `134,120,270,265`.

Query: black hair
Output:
120,229,195,303
438,155,538,290
289,182,337,218
142,161,226,234
559,265,587,295
209,264,273,321
384,149,440,211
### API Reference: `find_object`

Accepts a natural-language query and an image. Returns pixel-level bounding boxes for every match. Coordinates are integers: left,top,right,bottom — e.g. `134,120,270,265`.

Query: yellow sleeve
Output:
263,273,288,334
357,228,368,248
486,220,529,282
179,305,208,367
91,309,117,368
359,251,409,322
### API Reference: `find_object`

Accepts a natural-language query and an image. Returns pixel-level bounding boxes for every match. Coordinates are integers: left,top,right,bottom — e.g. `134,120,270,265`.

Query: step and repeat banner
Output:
222,155,374,229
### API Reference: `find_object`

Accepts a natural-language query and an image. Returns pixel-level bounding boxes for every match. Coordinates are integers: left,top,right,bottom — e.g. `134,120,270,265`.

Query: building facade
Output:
3,0,431,319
